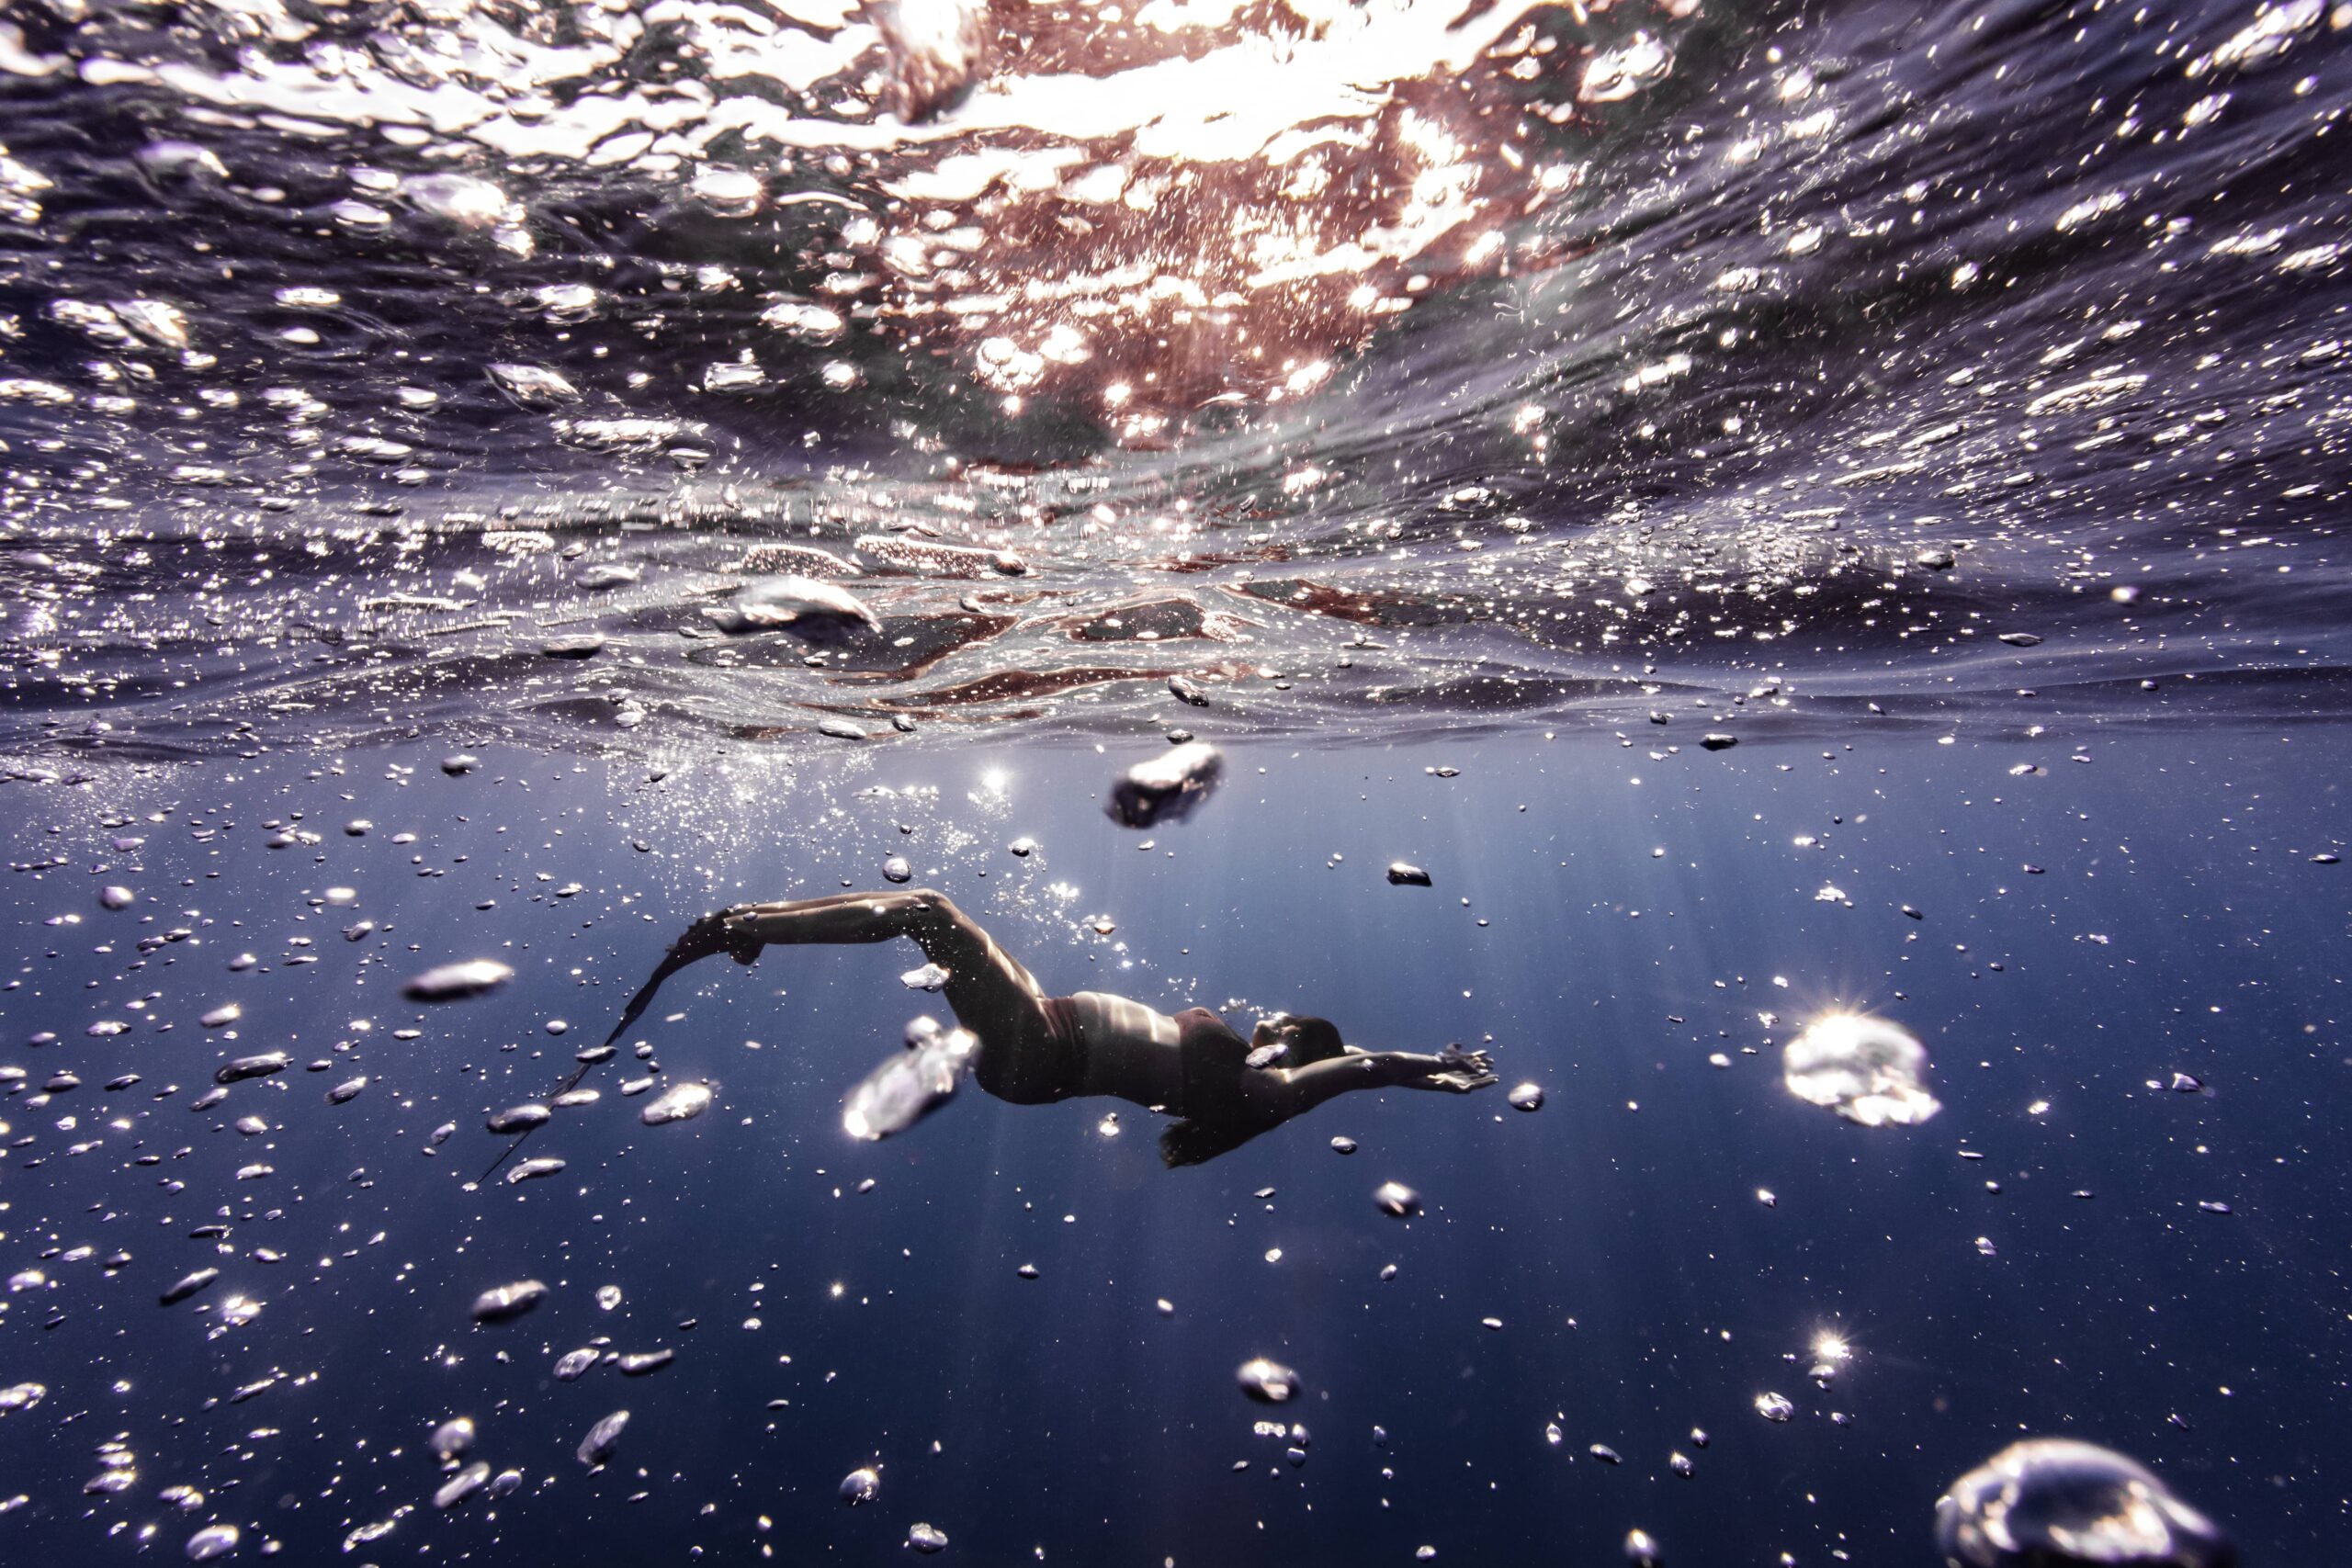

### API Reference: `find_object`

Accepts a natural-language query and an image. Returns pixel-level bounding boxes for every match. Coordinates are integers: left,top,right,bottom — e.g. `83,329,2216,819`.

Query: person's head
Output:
1249,1012,1346,1066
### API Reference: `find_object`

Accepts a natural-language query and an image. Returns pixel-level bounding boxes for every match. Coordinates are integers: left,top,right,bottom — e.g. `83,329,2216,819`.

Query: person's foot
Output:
671,908,759,967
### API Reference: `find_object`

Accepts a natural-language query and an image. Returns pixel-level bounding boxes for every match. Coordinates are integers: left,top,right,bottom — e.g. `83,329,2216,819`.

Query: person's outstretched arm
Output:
1244,1047,1496,1118
1383,1046,1501,1093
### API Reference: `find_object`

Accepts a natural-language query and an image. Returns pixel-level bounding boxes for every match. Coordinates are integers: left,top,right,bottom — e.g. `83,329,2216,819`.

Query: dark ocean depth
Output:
0,725,2344,1562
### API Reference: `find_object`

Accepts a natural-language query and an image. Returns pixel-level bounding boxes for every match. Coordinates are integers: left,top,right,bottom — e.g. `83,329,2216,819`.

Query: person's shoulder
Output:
1173,1006,1242,1044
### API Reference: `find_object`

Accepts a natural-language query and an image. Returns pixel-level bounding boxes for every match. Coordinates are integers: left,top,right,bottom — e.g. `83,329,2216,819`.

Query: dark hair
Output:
1281,1016,1346,1066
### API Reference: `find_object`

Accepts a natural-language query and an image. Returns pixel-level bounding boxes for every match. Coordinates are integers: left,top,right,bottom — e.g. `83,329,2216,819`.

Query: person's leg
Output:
725,890,1054,1061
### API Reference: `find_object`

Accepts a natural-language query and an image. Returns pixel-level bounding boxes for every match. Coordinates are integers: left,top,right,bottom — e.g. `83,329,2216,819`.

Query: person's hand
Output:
1427,1046,1497,1092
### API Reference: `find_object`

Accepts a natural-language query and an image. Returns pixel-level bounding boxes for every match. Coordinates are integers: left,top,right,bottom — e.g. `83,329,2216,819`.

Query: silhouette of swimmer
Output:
616,888,1498,1166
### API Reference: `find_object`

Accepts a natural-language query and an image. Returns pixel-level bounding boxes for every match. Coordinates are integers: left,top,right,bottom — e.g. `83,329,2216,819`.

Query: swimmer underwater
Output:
609,888,1498,1166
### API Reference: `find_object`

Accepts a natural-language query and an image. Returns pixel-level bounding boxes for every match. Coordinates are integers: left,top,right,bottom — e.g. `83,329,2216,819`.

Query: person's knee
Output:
905,888,990,959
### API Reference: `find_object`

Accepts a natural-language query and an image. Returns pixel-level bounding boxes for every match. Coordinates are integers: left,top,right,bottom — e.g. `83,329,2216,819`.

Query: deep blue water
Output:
1,0,2349,1561
1,723,2344,1562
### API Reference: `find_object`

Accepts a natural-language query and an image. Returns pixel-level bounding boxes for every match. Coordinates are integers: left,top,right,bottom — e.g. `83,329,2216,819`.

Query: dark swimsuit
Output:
975,995,1094,1105
1170,1007,1253,1121
983,998,1249,1113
